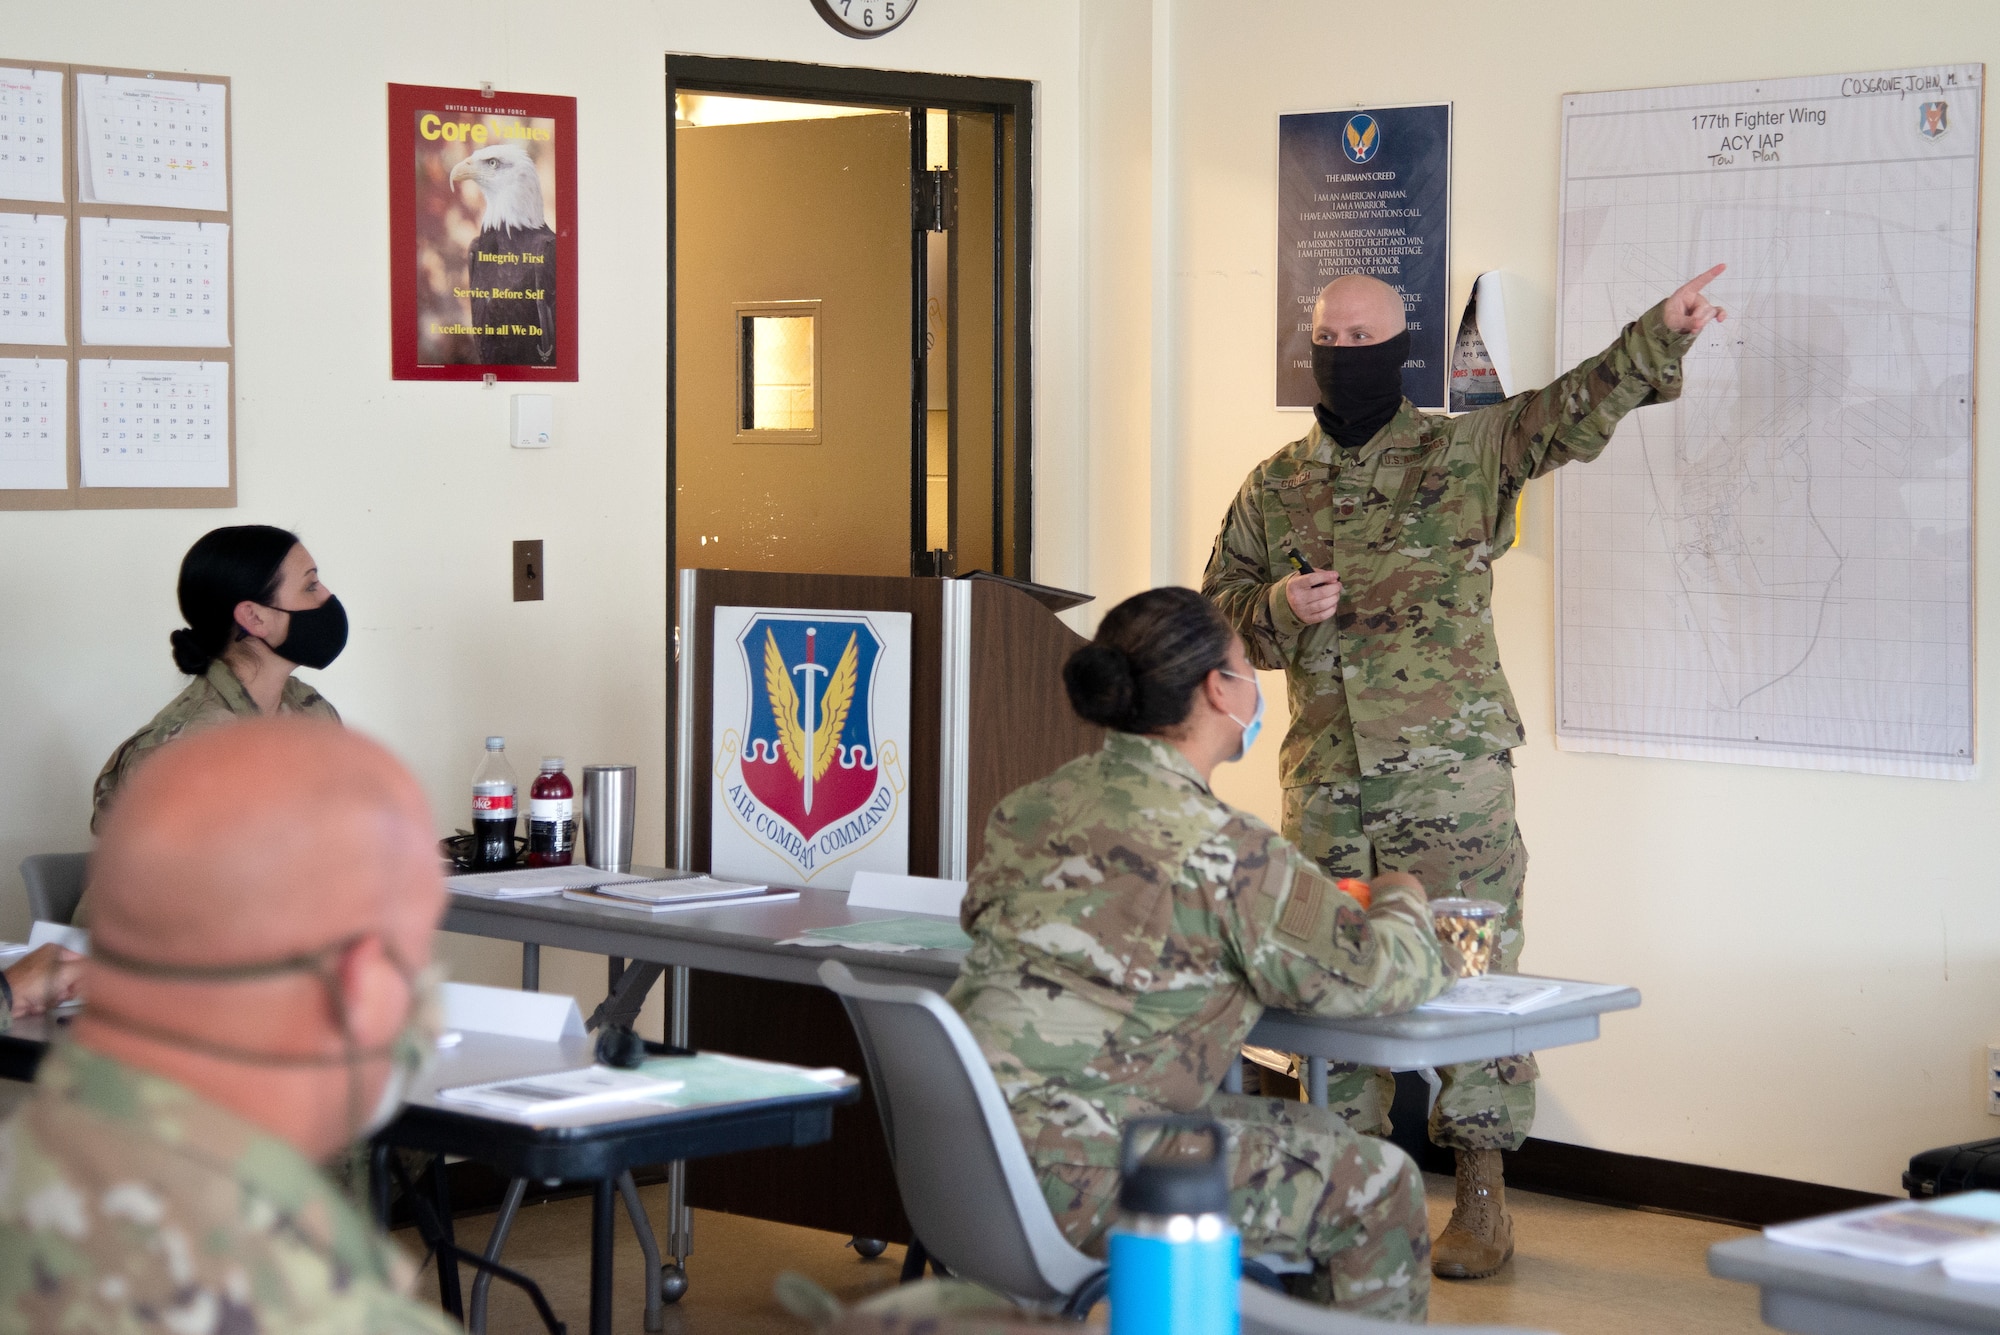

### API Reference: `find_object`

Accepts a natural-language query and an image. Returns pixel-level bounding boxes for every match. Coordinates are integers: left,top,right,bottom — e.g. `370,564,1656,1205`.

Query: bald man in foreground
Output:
1205,267,1726,1278
0,718,458,1333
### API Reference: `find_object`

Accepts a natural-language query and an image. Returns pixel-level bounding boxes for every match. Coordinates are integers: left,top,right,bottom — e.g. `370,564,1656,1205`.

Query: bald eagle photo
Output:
448,142,558,366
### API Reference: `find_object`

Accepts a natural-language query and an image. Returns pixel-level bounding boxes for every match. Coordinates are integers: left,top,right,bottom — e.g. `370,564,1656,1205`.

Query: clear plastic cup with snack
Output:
1428,897,1504,977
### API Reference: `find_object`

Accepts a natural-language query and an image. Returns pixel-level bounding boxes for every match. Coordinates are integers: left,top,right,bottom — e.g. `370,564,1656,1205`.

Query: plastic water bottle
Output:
526,757,575,867
1108,1116,1239,1335
471,736,519,869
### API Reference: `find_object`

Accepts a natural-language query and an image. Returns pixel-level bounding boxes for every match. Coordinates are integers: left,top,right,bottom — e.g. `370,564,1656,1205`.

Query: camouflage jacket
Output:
1203,302,1695,784
92,660,340,832
0,1043,457,1335
947,732,1449,1169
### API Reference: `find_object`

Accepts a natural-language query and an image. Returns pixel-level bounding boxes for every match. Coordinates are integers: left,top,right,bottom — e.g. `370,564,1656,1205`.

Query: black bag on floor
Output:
1905,1138,2000,1198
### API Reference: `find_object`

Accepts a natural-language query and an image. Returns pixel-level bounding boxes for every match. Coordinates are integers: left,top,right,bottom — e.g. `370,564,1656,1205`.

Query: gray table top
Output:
411,1029,857,1133
1710,1234,2000,1332
443,872,1641,1070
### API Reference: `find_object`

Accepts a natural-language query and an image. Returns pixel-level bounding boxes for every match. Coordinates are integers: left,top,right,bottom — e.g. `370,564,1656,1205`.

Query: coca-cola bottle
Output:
526,757,575,867
471,736,519,869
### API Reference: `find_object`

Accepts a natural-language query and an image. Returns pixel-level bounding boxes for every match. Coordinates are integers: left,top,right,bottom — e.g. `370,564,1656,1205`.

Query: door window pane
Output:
741,313,816,432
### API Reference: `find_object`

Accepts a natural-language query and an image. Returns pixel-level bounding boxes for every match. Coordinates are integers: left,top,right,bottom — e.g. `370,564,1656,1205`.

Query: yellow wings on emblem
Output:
763,630,806,778
762,629,862,780
1346,119,1377,157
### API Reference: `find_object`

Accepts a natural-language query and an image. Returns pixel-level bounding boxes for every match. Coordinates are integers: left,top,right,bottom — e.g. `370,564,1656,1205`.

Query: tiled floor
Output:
417,1173,1766,1334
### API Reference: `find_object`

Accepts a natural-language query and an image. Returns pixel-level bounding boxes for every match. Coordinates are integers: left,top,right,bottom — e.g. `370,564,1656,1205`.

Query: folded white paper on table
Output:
1415,975,1564,1015
847,871,967,918
1766,1192,2000,1265
439,981,585,1042
439,1065,685,1119
561,887,799,914
589,875,766,904
447,867,663,898
28,921,88,955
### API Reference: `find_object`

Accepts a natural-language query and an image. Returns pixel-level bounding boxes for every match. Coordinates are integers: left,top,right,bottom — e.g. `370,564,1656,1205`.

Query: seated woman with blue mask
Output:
92,525,347,832
947,586,1452,1323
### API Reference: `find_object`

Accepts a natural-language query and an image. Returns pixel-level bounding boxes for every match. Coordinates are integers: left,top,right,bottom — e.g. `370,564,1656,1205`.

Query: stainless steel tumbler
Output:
581,765,638,872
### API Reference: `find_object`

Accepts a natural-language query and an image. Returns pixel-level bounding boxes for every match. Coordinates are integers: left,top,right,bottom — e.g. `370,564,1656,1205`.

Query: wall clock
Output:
810,0,916,38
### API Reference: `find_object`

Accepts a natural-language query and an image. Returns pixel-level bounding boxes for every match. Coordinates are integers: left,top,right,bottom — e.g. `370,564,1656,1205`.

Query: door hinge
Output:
915,168,956,233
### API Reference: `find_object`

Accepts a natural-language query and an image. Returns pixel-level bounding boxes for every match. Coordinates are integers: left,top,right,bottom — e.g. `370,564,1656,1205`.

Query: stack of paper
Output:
777,916,973,954
1415,975,1566,1015
447,867,667,899
439,1065,684,1119
561,876,798,914
1766,1193,2000,1266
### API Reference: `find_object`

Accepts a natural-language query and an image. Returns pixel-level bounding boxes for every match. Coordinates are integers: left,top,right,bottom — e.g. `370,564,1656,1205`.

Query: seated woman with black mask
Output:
91,525,347,832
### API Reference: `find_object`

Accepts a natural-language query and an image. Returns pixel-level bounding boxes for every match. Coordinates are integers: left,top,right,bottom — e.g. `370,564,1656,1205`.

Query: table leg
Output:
467,1177,527,1335
617,1170,665,1332
521,942,540,991
433,1159,463,1320
663,964,692,1302
1307,1057,1327,1106
591,1178,616,1335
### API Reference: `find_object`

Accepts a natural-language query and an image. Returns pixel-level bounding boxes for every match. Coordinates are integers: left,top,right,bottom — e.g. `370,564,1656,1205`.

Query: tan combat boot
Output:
1431,1148,1514,1278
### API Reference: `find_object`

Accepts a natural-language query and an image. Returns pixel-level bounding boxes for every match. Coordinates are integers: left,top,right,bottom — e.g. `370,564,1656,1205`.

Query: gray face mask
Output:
86,935,443,1151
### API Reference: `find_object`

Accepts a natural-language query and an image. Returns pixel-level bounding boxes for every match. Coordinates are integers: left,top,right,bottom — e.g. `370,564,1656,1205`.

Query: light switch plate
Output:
513,540,544,602
511,393,554,448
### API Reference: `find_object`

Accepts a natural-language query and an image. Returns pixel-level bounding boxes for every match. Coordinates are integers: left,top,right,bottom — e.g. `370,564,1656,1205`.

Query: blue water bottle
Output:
1108,1116,1239,1335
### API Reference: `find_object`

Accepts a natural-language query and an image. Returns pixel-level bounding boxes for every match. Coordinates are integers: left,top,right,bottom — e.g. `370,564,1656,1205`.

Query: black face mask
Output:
1310,329,1411,450
263,594,348,670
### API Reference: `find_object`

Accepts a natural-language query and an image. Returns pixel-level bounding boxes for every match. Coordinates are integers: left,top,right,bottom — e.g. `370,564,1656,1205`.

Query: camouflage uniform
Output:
948,732,1451,1322
0,1043,456,1334
91,660,340,833
1203,302,1695,1151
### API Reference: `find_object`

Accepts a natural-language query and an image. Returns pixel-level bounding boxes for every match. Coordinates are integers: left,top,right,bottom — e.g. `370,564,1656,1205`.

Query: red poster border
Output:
387,82,579,381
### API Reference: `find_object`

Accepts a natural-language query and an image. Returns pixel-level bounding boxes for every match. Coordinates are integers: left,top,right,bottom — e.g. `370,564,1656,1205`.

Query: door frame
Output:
665,55,1034,853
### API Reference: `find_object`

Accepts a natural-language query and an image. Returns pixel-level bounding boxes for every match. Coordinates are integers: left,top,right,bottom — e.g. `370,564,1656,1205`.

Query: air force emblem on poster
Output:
712,608,911,886
1920,101,1949,140
1343,113,1380,164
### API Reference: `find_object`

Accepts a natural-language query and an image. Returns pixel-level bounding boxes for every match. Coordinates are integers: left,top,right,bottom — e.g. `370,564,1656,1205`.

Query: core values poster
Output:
711,605,911,889
1276,103,1451,409
387,83,578,381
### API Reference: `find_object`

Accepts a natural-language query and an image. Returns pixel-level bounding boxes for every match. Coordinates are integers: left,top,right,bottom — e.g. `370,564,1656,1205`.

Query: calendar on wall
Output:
0,212,63,345
0,67,63,204
78,358,227,488
77,75,227,212
0,357,65,489
81,217,228,347
0,60,233,509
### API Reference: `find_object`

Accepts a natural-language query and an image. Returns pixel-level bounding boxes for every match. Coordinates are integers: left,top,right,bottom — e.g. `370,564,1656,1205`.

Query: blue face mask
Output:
1219,670,1265,763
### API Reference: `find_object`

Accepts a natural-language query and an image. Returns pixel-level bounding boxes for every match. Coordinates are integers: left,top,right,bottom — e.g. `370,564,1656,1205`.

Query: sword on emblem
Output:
792,628,828,814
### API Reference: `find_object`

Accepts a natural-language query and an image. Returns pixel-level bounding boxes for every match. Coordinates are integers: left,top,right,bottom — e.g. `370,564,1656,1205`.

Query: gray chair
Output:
20,852,89,925
817,961,1550,1334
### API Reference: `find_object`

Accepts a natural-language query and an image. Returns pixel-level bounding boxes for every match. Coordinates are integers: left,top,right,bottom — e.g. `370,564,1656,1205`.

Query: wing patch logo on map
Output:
1920,101,1949,140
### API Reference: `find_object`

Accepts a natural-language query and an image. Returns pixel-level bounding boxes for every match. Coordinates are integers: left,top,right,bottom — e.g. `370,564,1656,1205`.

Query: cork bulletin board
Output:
0,60,235,511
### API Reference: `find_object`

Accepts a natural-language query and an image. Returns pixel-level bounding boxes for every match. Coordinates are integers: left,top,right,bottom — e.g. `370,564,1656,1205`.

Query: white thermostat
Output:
511,393,554,449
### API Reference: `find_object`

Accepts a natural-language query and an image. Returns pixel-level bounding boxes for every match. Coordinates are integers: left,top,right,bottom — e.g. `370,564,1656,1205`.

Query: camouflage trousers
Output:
1282,752,1537,1153
1033,1094,1429,1322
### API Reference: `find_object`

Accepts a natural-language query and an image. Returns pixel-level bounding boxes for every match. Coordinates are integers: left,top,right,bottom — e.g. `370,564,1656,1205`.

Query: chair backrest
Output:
818,960,1102,1306
19,852,89,925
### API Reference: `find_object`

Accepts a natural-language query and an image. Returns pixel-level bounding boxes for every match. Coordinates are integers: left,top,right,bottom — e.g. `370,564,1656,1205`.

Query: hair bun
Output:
169,626,215,676
1063,643,1138,730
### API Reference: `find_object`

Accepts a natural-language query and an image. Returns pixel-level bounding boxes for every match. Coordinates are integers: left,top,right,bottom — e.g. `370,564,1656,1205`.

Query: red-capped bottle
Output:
526,757,575,867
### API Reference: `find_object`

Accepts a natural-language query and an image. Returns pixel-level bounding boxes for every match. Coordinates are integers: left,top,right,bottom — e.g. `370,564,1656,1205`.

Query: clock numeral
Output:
885,2,896,16
863,7,874,24
839,0,850,11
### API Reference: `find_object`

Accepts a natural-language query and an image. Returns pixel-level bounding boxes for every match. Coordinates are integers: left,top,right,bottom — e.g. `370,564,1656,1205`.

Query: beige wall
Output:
0,0,1093,1025
1158,0,2000,1195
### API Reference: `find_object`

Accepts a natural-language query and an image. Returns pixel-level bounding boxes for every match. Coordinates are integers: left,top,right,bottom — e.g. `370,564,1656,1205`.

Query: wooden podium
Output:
670,569,1101,1240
